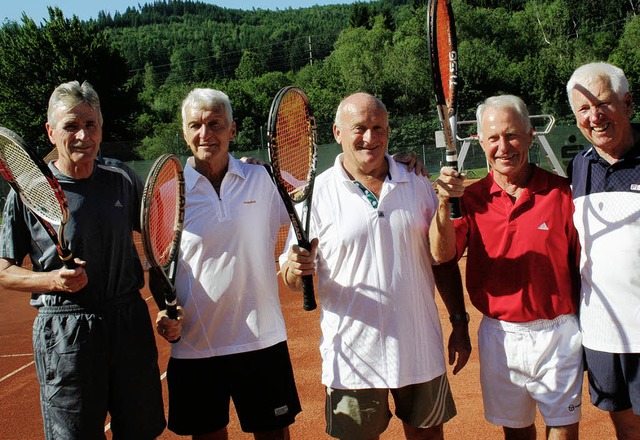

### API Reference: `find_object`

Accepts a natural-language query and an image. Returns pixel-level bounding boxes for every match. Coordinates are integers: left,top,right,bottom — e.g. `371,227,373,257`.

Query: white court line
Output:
0,360,35,383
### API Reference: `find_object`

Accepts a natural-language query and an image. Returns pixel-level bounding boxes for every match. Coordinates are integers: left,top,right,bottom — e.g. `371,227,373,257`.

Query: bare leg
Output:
546,423,579,440
253,427,291,440
610,409,640,440
193,427,228,440
503,424,536,440
402,421,444,440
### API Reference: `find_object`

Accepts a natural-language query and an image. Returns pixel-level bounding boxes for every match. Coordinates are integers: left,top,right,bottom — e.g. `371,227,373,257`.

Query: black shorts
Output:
167,341,301,435
584,347,640,414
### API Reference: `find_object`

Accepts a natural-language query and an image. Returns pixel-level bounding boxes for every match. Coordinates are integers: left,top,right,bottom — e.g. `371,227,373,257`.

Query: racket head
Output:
0,127,69,226
140,154,185,272
267,86,317,204
428,0,459,120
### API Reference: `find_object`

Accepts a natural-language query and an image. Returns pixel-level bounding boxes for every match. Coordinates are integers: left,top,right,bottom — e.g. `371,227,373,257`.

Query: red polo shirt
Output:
455,166,580,322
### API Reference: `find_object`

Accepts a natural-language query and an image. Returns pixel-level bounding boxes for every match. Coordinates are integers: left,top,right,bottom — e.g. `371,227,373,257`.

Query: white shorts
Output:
478,314,583,429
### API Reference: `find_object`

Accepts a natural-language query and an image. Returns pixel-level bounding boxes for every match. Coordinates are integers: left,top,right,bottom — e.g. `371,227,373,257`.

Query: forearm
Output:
432,259,466,316
0,259,58,293
429,199,457,264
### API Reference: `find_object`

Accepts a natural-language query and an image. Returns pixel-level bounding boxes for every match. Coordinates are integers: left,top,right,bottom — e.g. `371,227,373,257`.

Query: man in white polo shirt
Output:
155,88,301,440
280,92,471,440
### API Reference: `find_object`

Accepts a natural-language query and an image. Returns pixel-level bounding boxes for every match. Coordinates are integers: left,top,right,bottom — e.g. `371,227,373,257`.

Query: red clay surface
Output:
0,256,616,439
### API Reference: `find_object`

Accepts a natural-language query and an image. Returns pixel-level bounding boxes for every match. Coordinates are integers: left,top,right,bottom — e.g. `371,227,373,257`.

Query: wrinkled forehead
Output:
51,102,102,127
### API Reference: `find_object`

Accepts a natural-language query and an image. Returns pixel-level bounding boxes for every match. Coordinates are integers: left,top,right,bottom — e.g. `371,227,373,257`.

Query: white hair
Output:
181,88,233,129
566,62,629,112
476,95,532,139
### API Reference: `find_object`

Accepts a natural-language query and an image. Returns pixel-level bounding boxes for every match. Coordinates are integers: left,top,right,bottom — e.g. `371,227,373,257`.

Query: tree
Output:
236,50,268,80
0,7,133,153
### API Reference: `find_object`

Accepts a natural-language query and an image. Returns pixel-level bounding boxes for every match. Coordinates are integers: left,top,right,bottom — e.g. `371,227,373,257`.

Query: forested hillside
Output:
0,0,638,161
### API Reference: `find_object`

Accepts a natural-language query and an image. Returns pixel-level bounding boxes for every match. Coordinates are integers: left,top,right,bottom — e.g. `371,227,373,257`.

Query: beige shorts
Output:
325,374,456,439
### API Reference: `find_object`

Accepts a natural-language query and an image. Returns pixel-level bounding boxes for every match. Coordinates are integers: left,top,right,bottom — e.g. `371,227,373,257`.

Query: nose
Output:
75,127,88,140
588,106,601,122
362,129,373,143
496,136,510,152
198,125,211,138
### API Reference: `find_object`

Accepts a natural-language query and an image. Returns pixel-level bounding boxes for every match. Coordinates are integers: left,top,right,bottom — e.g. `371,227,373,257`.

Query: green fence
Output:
0,124,588,218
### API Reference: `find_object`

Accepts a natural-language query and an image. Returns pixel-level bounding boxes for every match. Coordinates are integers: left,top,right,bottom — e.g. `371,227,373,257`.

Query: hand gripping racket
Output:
267,86,318,311
428,0,462,219
0,127,76,268
140,154,185,322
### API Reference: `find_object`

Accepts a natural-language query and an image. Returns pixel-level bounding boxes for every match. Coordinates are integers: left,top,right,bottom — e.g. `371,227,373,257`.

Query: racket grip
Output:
301,275,317,311
449,197,462,220
166,298,178,320
166,297,181,343
60,251,77,269
445,150,462,220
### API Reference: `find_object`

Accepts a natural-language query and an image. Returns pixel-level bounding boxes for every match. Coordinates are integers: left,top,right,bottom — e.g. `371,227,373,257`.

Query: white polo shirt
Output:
172,155,290,359
281,154,446,389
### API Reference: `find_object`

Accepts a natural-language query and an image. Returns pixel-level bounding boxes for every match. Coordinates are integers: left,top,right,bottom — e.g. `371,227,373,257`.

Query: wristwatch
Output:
449,312,470,323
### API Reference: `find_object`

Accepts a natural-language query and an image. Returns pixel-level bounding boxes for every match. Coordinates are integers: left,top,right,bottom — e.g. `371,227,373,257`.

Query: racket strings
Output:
147,162,180,268
0,139,64,225
275,93,313,202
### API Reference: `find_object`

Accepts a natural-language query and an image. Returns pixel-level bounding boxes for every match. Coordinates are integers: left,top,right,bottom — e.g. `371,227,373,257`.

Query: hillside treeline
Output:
0,0,638,160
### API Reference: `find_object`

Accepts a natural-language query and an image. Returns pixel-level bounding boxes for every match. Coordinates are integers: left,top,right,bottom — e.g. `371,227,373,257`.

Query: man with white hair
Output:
155,87,302,440
566,62,640,440
432,94,583,440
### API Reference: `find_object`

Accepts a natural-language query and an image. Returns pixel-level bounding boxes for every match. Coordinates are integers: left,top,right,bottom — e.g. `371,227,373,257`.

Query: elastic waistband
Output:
37,293,142,315
482,313,576,332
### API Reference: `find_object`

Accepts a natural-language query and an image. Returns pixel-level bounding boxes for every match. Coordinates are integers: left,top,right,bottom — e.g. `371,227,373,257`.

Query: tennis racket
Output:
428,0,462,219
0,127,76,268
267,86,318,311
140,154,185,322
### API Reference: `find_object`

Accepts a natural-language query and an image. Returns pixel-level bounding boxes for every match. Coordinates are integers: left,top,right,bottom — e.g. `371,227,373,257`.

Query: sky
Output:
2,0,357,24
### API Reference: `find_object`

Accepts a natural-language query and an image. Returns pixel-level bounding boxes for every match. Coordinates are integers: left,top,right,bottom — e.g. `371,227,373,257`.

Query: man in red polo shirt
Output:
431,95,583,440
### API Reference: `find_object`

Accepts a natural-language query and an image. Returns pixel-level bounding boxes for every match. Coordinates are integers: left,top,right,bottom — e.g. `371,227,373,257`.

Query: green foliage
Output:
1,0,639,161
0,8,133,154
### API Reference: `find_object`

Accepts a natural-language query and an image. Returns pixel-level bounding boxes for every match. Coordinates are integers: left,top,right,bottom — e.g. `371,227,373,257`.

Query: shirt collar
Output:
184,153,245,191
487,164,551,196
333,152,410,184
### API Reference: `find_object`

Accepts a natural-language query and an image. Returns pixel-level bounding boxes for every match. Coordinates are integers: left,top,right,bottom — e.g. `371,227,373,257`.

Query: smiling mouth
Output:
72,144,93,150
591,123,610,133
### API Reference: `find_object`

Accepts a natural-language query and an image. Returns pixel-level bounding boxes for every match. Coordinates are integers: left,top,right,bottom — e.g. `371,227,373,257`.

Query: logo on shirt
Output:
537,222,549,231
631,184,640,192
274,405,289,416
244,200,257,204
114,200,124,208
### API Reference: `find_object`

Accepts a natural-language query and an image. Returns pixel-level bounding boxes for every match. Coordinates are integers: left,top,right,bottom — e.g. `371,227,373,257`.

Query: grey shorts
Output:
33,297,166,440
325,374,456,440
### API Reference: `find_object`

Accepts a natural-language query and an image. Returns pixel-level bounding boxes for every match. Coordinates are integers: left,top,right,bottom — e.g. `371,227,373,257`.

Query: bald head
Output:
334,93,388,128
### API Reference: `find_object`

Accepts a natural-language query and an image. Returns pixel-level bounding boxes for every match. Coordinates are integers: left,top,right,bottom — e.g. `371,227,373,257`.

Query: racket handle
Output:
60,251,77,269
445,150,462,220
302,275,317,311
449,198,462,220
166,300,178,320
165,297,181,343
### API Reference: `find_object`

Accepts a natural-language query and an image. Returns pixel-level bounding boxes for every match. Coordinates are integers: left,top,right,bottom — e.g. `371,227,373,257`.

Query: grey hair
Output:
181,88,233,129
47,81,102,127
566,62,629,112
334,92,387,127
476,95,532,139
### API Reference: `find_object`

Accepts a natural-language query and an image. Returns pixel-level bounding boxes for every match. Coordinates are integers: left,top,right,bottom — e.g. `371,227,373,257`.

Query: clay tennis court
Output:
0,250,616,440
